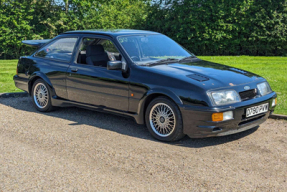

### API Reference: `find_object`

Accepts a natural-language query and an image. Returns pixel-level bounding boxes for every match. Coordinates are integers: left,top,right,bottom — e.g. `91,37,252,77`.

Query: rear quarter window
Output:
35,38,77,62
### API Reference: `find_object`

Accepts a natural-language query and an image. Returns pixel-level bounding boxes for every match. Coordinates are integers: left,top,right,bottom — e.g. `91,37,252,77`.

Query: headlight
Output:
209,90,241,106
257,82,272,96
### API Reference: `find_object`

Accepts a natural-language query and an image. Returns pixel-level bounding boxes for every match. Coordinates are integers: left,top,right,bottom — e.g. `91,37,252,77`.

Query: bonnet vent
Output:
229,68,247,74
186,74,209,82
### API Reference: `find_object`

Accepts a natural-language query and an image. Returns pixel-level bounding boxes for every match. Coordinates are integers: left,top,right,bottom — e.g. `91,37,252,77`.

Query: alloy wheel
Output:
149,103,176,137
33,83,49,109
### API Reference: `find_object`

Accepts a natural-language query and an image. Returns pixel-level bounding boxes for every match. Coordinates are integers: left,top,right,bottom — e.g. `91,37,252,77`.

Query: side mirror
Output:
107,61,122,70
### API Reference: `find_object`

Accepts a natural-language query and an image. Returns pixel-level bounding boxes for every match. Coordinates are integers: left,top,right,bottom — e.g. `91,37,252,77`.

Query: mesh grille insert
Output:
239,89,257,101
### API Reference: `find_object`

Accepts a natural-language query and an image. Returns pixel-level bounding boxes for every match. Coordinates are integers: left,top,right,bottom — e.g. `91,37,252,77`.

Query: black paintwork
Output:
14,29,277,138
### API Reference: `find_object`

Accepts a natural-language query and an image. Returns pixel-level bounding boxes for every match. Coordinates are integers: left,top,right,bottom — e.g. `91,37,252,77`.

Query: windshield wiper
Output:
144,58,180,66
179,55,197,62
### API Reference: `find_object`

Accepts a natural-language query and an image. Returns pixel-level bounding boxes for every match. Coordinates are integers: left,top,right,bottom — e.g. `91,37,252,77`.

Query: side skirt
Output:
51,96,143,124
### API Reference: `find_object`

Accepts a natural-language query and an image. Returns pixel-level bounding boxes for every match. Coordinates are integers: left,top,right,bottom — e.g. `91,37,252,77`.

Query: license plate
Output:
246,103,269,117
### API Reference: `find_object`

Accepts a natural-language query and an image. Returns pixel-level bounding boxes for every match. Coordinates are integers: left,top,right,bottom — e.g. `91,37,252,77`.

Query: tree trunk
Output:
65,0,68,13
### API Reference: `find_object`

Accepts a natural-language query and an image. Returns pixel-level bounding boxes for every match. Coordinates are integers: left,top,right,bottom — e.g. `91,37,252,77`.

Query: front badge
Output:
244,86,250,90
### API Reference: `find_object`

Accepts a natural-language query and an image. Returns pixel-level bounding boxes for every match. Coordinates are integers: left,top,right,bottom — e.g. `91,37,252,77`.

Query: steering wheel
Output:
131,56,140,61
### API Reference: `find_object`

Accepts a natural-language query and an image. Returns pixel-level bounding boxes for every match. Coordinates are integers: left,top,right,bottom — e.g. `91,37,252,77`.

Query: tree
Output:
0,0,149,59
144,0,287,56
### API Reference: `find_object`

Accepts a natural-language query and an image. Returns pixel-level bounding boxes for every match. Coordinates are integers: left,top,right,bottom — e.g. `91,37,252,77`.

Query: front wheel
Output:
145,97,185,142
32,79,54,112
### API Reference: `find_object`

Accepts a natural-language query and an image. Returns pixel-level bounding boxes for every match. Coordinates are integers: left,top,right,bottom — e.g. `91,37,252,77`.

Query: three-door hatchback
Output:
14,29,277,141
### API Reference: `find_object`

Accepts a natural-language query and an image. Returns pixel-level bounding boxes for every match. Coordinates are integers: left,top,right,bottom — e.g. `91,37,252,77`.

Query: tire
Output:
31,79,54,112
145,96,185,142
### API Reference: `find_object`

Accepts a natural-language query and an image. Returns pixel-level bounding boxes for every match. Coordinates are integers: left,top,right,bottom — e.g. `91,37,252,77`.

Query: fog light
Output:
223,111,233,120
272,98,277,107
212,111,233,122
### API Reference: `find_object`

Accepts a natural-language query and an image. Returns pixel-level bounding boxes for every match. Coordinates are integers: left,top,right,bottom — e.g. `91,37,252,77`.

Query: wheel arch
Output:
28,72,55,96
135,89,183,125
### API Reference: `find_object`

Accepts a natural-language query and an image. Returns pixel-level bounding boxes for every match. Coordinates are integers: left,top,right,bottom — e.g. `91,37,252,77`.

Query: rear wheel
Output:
145,96,185,141
32,79,54,112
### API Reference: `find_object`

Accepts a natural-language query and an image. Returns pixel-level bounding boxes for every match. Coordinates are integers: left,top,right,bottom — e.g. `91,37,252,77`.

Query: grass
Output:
198,56,287,115
0,56,286,115
0,60,21,93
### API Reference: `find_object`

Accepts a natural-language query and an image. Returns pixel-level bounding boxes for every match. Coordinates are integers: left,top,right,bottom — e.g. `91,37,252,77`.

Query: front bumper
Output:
180,92,277,138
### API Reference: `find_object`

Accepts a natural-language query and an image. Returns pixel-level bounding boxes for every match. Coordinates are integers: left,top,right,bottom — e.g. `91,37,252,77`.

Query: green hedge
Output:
144,0,287,56
1,0,287,59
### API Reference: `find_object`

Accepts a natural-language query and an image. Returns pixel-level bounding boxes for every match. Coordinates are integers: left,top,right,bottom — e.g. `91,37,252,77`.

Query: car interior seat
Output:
86,44,109,67
77,50,87,64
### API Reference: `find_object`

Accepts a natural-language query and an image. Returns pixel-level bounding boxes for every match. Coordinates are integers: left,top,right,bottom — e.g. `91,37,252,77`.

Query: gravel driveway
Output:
0,97,286,191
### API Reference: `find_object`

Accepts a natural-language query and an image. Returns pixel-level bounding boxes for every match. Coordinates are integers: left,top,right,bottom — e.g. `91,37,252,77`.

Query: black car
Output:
14,29,277,141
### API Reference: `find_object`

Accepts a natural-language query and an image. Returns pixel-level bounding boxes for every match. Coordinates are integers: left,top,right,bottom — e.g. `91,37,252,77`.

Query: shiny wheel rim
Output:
149,103,176,137
33,83,48,109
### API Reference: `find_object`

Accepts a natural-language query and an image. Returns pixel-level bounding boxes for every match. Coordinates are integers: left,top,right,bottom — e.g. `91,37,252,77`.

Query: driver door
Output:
66,36,129,111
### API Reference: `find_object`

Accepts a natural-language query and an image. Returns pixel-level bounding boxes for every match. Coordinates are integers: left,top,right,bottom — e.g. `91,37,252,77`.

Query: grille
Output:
239,89,257,101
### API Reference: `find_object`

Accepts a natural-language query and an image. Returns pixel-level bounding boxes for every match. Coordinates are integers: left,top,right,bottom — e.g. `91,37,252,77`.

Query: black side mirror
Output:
107,61,122,70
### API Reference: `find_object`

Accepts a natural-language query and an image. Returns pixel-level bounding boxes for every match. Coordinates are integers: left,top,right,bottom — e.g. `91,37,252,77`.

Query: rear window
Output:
35,38,77,62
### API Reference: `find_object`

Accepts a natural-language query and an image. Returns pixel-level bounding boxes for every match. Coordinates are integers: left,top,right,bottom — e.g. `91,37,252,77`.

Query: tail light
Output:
16,67,18,75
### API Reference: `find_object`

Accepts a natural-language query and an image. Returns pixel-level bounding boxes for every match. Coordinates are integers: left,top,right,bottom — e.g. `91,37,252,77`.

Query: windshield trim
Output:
116,34,194,66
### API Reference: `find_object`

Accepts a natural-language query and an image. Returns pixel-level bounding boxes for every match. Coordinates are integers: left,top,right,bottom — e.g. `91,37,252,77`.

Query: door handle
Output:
71,68,78,72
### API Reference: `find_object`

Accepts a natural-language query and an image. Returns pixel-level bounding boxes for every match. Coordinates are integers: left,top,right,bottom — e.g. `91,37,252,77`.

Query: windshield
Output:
117,34,194,65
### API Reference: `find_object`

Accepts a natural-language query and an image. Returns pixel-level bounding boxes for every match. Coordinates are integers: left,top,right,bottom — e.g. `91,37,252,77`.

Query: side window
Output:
77,37,99,65
100,40,121,61
77,38,122,67
35,38,77,62
101,40,118,53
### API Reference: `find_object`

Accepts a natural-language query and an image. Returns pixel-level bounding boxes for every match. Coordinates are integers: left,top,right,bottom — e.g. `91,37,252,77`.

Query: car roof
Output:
63,29,160,37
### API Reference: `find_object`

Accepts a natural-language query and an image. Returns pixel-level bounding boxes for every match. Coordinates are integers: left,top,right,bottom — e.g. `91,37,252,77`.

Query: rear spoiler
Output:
22,39,51,47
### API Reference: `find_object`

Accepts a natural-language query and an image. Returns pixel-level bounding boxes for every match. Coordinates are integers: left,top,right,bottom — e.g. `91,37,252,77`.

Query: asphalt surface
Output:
0,97,286,191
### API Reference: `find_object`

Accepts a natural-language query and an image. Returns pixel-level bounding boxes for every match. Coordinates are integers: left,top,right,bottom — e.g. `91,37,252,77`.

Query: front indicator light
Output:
272,98,277,107
212,111,233,122
212,113,223,122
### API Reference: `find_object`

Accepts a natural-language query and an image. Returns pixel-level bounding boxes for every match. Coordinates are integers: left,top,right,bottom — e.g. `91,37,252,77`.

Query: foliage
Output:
1,0,287,58
143,0,287,56
0,0,148,59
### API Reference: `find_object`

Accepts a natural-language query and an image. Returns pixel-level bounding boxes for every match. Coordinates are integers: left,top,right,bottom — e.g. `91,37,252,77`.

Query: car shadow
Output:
1,97,259,148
